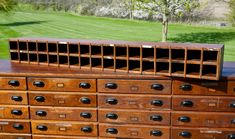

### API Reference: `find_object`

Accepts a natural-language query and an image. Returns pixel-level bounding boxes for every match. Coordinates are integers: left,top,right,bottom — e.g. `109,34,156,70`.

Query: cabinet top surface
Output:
0,60,234,80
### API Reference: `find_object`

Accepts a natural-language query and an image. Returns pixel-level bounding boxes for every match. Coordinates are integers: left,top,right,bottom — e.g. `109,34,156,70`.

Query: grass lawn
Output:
0,11,235,61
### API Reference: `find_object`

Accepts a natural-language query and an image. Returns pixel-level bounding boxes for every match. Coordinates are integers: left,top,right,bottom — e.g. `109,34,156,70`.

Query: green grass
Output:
0,11,235,61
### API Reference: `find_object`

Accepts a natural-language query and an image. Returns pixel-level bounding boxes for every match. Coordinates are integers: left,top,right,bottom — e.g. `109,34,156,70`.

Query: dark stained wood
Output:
31,121,98,136
98,79,171,94
28,91,97,107
0,105,29,119
33,135,97,139
0,133,31,139
0,77,26,90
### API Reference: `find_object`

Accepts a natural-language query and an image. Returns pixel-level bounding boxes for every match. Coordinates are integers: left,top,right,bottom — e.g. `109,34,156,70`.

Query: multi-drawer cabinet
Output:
0,60,234,139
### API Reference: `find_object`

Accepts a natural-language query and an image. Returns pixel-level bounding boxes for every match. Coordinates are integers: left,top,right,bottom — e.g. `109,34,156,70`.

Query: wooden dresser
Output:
0,60,234,139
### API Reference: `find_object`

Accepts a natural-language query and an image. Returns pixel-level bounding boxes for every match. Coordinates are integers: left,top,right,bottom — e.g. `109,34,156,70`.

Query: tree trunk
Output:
162,14,168,42
130,0,133,20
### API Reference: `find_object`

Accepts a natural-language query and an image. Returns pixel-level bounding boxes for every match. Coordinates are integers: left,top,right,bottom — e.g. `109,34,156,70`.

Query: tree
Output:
227,0,235,26
0,0,16,12
136,0,199,42
124,0,137,20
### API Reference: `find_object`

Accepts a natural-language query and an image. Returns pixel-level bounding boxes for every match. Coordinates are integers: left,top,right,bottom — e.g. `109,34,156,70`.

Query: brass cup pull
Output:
106,113,118,120
181,101,194,107
178,116,191,122
80,112,92,119
180,84,192,91
36,111,47,116
106,98,118,105
79,82,91,89
228,134,235,139
8,80,20,87
34,96,45,102
230,103,235,108
151,100,163,106
150,115,162,121
80,97,91,104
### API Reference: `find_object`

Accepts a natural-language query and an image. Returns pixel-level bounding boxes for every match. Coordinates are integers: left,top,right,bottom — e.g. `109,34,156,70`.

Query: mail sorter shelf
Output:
9,38,224,80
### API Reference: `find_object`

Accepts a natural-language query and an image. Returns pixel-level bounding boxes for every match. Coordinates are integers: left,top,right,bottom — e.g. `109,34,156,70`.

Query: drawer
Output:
30,106,97,122
28,78,96,92
172,127,235,139
98,109,170,125
0,77,26,90
98,94,171,110
0,105,29,119
0,133,31,139
98,79,171,94
28,92,97,107
99,123,170,139
173,95,235,112
0,120,31,133
172,111,235,128
228,81,235,95
173,80,228,95
31,121,97,136
33,135,97,139
0,91,28,105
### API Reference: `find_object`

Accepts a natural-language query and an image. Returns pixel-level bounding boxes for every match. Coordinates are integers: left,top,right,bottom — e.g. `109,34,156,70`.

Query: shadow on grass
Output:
0,21,48,26
169,32,235,44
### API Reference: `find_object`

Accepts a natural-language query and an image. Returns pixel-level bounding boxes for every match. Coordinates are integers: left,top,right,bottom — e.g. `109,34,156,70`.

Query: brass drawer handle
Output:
228,134,235,139
79,82,91,89
180,84,192,91
34,96,45,102
105,83,117,89
81,126,92,133
178,116,191,122
231,119,235,124
80,112,92,119
8,80,20,87
151,100,163,106
11,96,23,102
150,115,162,121
80,97,91,104
106,128,118,134
106,98,118,105
11,110,23,115
179,131,192,138
150,130,162,136
33,81,45,87
36,125,48,131
151,84,164,90
181,101,194,107
106,113,118,120
13,124,24,130
36,111,47,117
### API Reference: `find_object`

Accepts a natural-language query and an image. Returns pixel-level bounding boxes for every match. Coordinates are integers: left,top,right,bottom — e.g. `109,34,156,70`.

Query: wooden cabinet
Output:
0,60,235,138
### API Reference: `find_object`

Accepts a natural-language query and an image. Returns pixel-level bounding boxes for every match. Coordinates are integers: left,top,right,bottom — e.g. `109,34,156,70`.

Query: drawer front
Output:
98,79,171,94
173,96,235,112
99,123,170,139
33,135,97,139
0,91,28,105
0,133,31,139
30,106,97,122
0,134,31,139
0,77,26,90
31,121,97,136
172,111,235,128
98,109,170,125
0,120,31,133
98,94,171,110
228,81,235,95
173,80,228,95
28,78,96,92
0,106,29,119
172,127,235,139
28,92,97,107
